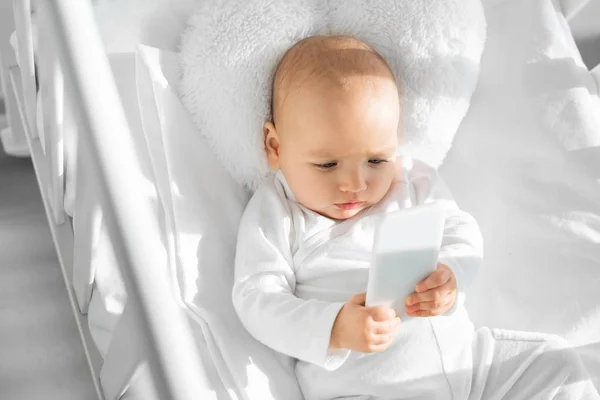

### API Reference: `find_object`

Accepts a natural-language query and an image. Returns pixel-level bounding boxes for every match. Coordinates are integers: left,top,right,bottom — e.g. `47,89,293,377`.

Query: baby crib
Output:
2,1,210,399
1,0,599,399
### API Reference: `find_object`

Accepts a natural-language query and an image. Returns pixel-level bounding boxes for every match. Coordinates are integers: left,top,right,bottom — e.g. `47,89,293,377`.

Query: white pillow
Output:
440,0,600,383
179,0,486,191
136,45,304,400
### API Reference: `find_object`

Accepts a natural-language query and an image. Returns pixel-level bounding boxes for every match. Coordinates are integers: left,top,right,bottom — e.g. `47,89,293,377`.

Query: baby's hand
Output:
330,292,400,353
405,264,456,317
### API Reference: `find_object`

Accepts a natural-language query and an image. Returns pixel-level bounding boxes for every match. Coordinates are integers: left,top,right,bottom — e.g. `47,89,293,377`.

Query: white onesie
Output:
233,160,599,400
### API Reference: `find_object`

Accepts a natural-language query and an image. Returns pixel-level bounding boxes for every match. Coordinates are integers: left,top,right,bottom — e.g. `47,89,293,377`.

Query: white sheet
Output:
76,53,158,350
62,0,200,217
82,51,233,399
135,45,301,400
441,0,600,387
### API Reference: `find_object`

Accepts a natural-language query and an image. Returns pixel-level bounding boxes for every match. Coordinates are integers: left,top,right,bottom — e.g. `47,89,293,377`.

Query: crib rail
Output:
12,0,36,139
34,1,214,399
12,0,65,224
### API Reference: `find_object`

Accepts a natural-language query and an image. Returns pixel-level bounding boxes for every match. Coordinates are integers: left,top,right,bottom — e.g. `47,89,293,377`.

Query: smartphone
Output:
365,203,445,320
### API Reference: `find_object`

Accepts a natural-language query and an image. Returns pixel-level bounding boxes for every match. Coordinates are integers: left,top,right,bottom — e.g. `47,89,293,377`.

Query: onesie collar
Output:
275,170,297,201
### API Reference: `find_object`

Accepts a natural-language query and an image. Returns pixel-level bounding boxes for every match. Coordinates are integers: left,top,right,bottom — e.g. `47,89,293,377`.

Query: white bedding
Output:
442,0,600,386
75,0,600,398
59,0,199,218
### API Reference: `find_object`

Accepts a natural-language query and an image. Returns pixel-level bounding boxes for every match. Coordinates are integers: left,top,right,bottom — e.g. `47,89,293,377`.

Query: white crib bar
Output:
7,63,105,399
12,0,37,139
39,14,66,226
13,0,65,225
592,64,600,92
41,1,215,400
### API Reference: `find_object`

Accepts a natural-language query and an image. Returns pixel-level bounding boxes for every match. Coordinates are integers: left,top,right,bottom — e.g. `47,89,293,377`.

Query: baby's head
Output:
265,35,400,220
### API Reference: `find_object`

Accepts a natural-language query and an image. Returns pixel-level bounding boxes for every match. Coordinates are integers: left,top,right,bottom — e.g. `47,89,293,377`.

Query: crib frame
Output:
1,0,598,399
3,1,213,399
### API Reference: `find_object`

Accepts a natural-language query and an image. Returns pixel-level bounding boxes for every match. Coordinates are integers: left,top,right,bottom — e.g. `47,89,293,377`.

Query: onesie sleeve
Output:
410,161,483,315
232,180,350,370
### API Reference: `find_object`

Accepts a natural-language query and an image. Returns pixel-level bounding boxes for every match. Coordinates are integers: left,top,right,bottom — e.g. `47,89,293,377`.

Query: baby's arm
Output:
232,184,349,370
406,161,483,315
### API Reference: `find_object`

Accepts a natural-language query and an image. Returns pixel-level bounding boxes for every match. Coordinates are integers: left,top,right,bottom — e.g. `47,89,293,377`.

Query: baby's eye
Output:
368,159,387,165
315,162,337,169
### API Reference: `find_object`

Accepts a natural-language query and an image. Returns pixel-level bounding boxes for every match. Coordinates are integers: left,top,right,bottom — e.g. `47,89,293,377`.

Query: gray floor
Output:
569,0,600,70
0,143,97,398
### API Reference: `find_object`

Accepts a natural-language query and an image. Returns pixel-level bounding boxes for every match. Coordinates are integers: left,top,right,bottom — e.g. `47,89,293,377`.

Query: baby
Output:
233,36,599,400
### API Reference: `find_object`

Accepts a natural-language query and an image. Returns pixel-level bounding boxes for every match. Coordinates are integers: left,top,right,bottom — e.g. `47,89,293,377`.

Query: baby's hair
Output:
271,35,396,125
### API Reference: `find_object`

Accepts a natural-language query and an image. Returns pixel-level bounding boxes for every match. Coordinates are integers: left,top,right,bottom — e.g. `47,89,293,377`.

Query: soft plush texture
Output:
441,0,600,388
135,45,303,400
179,0,486,191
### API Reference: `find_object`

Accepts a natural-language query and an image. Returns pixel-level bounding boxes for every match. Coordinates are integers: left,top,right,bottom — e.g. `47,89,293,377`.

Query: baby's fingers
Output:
406,281,454,306
349,292,367,306
363,342,393,353
415,267,451,293
373,317,401,334
407,300,449,315
368,306,396,322
406,294,455,317
362,334,395,353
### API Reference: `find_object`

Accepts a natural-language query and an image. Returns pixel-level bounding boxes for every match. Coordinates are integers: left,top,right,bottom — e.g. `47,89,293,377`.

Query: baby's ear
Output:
263,122,280,170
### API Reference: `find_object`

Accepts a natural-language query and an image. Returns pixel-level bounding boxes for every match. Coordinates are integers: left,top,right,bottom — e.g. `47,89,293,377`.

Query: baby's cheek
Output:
318,175,338,200
369,178,391,203
303,178,332,208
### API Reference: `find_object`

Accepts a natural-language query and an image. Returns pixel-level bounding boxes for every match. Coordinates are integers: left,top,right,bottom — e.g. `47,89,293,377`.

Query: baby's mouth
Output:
334,201,365,211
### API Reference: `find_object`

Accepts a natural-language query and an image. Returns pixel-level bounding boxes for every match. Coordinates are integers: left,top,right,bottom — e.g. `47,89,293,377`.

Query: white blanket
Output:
441,0,600,388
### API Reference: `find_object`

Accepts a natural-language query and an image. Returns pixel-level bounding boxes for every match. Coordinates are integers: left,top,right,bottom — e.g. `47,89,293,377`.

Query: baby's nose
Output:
339,171,367,193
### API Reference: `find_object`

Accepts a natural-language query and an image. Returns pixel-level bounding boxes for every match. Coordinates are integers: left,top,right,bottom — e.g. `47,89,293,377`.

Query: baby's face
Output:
266,77,399,220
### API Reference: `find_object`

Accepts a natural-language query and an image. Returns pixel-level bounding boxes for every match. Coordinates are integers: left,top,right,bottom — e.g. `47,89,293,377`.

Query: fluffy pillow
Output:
179,0,486,191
